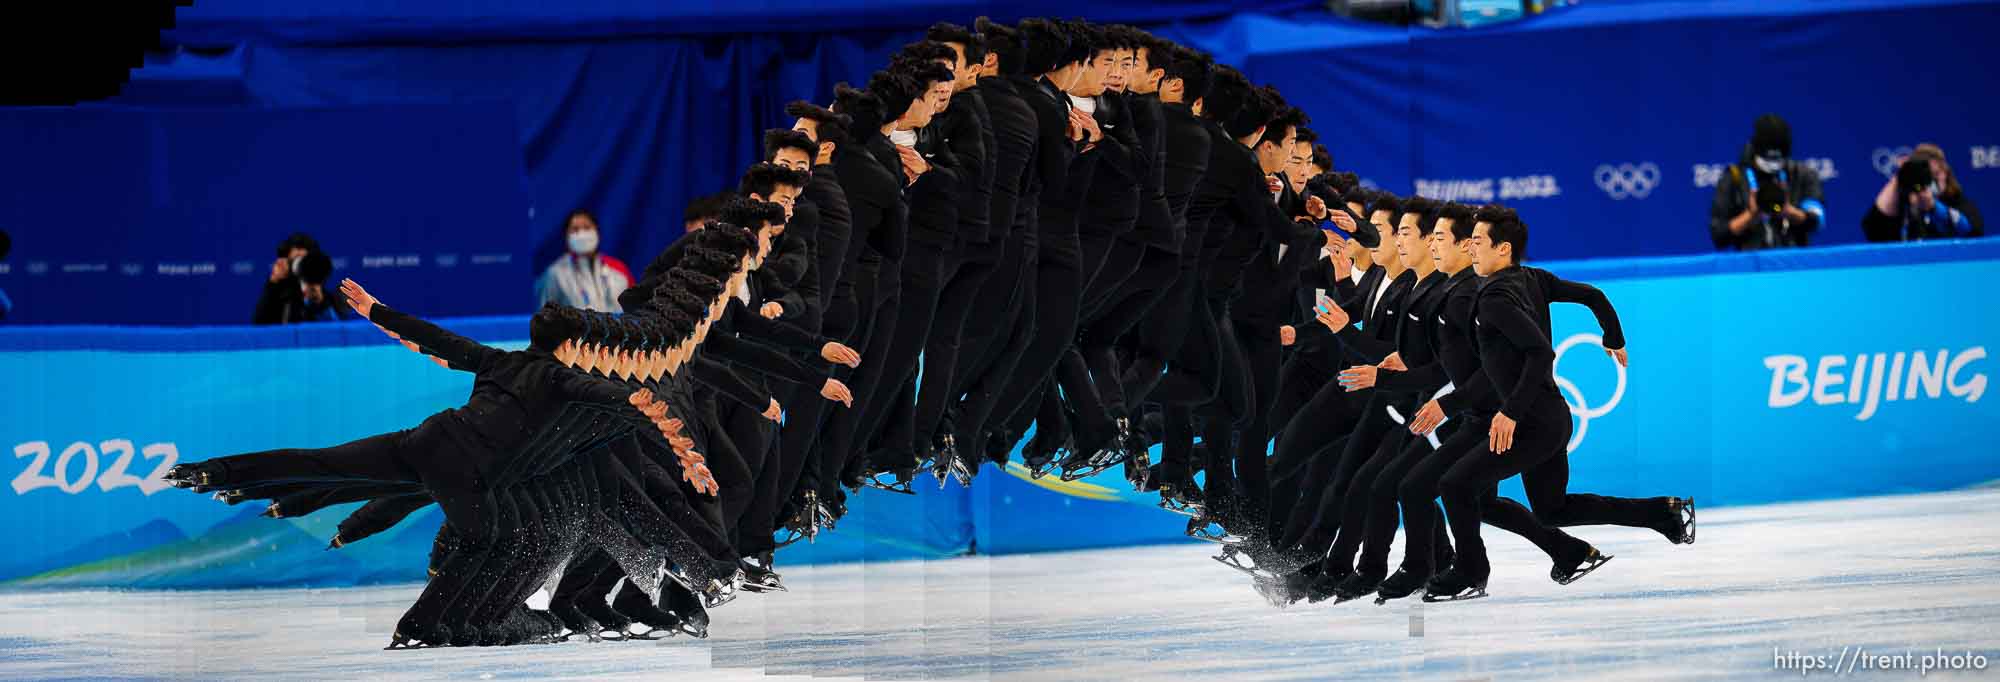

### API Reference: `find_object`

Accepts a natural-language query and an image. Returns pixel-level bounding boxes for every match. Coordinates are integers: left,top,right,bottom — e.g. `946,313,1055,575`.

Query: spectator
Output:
534,209,632,313
1863,143,1982,241
0,229,11,321
253,232,350,324
1709,113,1825,251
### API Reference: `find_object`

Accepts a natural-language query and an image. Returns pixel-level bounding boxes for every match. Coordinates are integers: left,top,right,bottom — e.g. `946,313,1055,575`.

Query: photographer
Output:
1709,114,1825,251
1863,144,1982,242
252,232,351,324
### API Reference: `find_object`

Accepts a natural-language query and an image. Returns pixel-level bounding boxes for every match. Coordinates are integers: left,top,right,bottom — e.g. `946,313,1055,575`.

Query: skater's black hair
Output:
1310,144,1334,173
1015,18,1071,76
1370,193,1404,218
1474,204,1527,263
668,270,727,303
1401,196,1441,236
975,17,1021,75
719,197,786,231
683,192,733,226
689,221,757,261
737,164,807,200
785,100,852,146
891,58,954,96
1326,171,1359,195
762,129,816,163
1062,20,1108,65
864,70,924,125
926,22,984,63
1437,202,1477,242
894,40,957,70
1161,45,1212,103
1101,24,1145,52
1201,65,1251,126
1254,99,1305,151
677,247,743,282
528,303,576,353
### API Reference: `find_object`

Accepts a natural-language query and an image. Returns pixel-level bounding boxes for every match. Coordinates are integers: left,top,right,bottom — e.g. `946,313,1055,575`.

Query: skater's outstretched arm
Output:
1528,267,1626,351
343,279,503,372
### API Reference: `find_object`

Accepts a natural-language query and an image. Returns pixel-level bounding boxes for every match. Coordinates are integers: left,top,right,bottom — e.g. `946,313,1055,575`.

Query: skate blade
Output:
1679,498,1698,545
1421,586,1489,602
1555,553,1613,586
740,580,787,594
676,624,710,639
622,627,672,641
384,638,444,650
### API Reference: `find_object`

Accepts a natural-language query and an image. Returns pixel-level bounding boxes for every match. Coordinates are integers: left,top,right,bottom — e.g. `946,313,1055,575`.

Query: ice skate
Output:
1551,546,1613,586
1373,567,1429,605
162,462,219,491
1329,569,1385,605
1302,565,1353,604
1186,515,1244,545
1422,566,1489,602
1658,497,1697,545
861,465,918,495
664,583,711,639
611,583,682,640
1211,544,1278,580
739,552,786,593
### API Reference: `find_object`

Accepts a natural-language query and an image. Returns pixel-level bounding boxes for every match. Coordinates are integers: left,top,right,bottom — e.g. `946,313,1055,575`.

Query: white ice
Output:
2,489,1998,680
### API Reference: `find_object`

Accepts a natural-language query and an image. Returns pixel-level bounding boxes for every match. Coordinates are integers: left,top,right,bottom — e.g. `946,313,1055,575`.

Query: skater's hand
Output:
339,279,379,319
897,146,930,183
1329,243,1353,280
760,301,785,319
1489,413,1516,454
269,257,291,283
821,341,861,368
1305,195,1329,221
1314,305,1349,333
1339,365,1378,391
1070,108,1101,143
1410,400,1445,435
764,399,784,422
628,389,654,407
1279,325,1296,346
1379,353,1405,371
1326,209,1357,234
684,461,719,496
821,378,854,407
1605,346,1628,367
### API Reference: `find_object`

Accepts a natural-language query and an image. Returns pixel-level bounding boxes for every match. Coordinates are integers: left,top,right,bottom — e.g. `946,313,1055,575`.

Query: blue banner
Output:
0,104,532,325
2,241,1996,589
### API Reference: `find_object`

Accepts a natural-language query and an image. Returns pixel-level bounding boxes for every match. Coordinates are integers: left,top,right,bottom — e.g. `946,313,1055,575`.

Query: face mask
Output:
568,230,599,254
889,129,919,148
1753,154,1785,174
289,256,304,274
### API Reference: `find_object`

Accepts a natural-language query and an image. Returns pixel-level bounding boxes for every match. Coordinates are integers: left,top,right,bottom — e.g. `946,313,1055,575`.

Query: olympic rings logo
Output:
1553,333,1625,453
1593,163,1661,200
1873,146,1914,178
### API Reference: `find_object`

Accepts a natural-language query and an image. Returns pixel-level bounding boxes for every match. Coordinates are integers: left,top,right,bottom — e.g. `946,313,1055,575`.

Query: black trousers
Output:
1399,413,1587,577
818,280,902,492
744,287,867,548
1079,236,1147,319
1436,408,1588,579
1273,383,1372,549
843,240,951,469
1268,353,1338,447
909,240,1004,451
1320,418,1450,578
1059,244,1178,440
980,228,1083,447
949,235,1039,457
1226,314,1286,520
1521,448,1679,532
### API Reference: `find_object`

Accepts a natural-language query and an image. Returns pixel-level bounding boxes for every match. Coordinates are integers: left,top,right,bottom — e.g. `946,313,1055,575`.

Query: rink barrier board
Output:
2,239,1996,588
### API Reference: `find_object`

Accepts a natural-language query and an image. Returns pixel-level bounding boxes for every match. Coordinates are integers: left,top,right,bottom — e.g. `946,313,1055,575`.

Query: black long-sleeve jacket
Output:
802,164,854,306
1438,265,1625,417
1159,103,1211,256
1469,266,1562,423
1018,75,1097,238
1189,129,1320,299
837,124,908,302
978,76,1039,243
935,88,993,250
1079,92,1144,238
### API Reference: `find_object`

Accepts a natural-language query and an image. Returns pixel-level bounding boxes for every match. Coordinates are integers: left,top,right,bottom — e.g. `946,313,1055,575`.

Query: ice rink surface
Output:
3,489,1998,681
